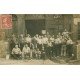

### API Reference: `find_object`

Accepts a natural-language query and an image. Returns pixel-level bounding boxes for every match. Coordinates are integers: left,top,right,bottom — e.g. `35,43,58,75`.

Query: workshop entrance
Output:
25,19,45,36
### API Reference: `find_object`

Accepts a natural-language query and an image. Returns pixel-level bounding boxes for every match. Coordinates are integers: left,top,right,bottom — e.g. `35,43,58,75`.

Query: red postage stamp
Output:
1,14,12,29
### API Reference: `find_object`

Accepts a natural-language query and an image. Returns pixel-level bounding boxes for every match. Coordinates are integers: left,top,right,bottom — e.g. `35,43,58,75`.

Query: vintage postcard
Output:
0,14,80,65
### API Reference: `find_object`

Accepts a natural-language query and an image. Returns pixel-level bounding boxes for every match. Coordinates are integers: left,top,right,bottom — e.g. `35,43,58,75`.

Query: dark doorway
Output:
25,20,45,36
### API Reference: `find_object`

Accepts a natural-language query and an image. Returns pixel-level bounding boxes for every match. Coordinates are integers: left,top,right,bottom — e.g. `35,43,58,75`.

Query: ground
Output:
0,58,69,65
0,57,79,65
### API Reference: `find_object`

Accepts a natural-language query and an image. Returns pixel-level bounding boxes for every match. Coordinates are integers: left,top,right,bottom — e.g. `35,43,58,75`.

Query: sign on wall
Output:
42,30,46,34
74,18,80,25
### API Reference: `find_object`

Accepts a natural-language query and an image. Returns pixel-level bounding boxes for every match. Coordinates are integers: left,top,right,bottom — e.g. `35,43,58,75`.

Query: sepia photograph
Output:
1,0,80,80
0,14,80,65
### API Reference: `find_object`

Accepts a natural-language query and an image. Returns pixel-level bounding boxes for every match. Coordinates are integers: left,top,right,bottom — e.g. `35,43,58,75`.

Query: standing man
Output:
50,35,55,57
12,34,18,45
61,36,67,57
47,40,53,59
57,32,62,39
19,34,25,51
37,36,43,51
25,34,31,47
62,29,69,39
43,35,48,52
54,35,61,57
41,47,46,60
66,37,73,58
32,36,37,49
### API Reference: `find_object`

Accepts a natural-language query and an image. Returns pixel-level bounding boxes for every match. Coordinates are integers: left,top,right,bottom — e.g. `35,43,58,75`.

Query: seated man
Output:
11,44,22,59
22,44,31,59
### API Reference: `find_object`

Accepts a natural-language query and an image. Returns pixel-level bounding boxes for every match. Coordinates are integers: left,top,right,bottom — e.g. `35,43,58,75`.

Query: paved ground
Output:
0,58,62,65
0,58,79,65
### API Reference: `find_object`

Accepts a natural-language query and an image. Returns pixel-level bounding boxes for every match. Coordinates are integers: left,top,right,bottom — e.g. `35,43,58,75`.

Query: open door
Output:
25,19,45,36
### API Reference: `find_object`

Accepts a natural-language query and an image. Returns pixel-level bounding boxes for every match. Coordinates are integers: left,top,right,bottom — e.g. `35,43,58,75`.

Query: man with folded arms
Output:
11,44,22,59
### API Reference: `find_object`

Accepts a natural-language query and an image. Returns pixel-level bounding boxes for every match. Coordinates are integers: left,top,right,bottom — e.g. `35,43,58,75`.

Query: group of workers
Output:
9,29,74,60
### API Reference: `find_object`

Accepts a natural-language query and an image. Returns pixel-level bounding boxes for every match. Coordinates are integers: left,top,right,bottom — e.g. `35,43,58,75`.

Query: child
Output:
41,47,46,60
36,48,41,59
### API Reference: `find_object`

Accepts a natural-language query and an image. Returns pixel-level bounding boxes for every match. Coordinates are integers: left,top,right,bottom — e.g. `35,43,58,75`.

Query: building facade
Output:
1,14,80,41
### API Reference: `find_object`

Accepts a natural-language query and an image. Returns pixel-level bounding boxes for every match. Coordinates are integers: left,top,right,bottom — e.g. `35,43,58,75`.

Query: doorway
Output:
25,19,45,36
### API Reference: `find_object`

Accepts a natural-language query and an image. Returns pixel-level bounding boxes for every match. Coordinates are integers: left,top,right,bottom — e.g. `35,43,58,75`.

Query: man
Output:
35,48,41,59
46,32,50,38
12,34,18,45
47,40,53,59
9,39,15,52
41,47,46,60
54,35,61,57
61,36,67,57
42,35,48,51
62,29,69,38
57,32,62,39
32,36,37,49
19,34,25,51
66,37,73,58
11,45,22,59
50,35,55,57
25,34,31,47
10,34,18,51
30,46,36,58
50,35,55,43
37,36,43,51
22,44,31,59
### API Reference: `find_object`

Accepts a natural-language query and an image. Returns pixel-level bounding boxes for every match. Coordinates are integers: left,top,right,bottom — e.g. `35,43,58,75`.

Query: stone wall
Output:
17,14,26,35
72,15,80,41
0,40,6,58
